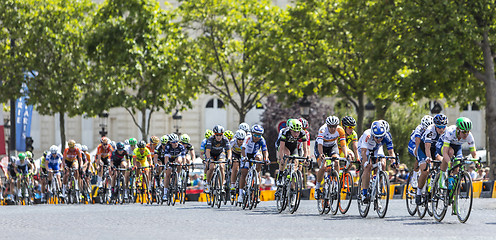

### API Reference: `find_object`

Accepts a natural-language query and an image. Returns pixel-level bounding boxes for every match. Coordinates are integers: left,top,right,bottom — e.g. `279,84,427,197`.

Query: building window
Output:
206,99,214,108
217,99,224,108
472,103,479,111
206,98,225,109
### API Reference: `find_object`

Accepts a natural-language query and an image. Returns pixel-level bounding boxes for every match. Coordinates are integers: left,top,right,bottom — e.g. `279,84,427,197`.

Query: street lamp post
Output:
99,111,109,137
172,109,182,135
299,96,311,119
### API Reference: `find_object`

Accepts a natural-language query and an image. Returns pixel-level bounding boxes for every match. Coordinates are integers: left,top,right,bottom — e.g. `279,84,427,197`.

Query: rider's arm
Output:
241,147,247,158
318,143,324,159
278,141,286,160
302,140,308,158
263,150,269,162
360,148,368,164
425,142,432,160
442,142,451,162
205,149,211,160
226,149,232,161
352,141,359,161
387,149,396,164
189,149,196,161
414,136,421,158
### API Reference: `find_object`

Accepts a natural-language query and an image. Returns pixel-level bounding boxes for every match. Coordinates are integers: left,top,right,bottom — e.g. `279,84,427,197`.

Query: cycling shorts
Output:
314,144,339,159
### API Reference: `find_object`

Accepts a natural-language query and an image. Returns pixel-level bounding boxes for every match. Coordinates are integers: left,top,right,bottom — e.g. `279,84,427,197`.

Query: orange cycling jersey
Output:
97,144,114,158
147,143,158,155
64,148,82,162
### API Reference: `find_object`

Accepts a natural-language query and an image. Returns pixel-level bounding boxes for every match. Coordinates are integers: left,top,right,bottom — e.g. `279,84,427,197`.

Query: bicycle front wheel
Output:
339,172,353,214
357,175,370,218
376,171,390,218
329,170,341,215
455,172,473,223
288,171,302,214
405,173,417,216
431,173,448,222
215,171,223,209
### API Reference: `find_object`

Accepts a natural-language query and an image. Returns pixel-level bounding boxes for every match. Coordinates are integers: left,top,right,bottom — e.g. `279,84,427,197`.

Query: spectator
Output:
306,172,316,188
389,168,400,184
397,165,409,184
188,174,200,189
475,167,485,181
261,173,275,190
468,165,478,180
484,167,490,180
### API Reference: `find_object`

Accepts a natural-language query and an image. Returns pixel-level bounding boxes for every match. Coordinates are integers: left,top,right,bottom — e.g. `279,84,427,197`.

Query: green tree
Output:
87,0,198,140
22,0,94,146
178,0,285,123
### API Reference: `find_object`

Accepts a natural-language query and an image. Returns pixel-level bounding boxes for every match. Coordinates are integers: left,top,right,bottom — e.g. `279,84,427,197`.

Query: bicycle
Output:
65,167,81,204
178,163,193,204
431,156,480,223
112,167,128,204
80,169,93,204
230,158,241,206
316,156,345,215
135,166,152,204
47,170,63,204
128,166,137,203
96,165,112,204
223,159,233,206
409,159,442,219
17,173,33,205
275,155,307,214
151,165,165,205
338,158,361,214
242,158,266,210
357,155,399,218
208,159,226,209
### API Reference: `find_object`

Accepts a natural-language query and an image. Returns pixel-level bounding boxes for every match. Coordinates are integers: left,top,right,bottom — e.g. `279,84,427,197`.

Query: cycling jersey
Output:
155,143,169,163
206,136,231,156
165,144,186,160
200,139,207,154
82,151,91,163
435,125,476,158
63,147,82,162
230,139,243,155
15,159,30,174
408,124,427,157
147,143,158,155
97,144,114,159
243,135,267,156
182,143,194,152
357,129,394,159
46,153,63,171
276,127,308,151
422,124,443,145
133,148,151,166
111,149,129,165
316,124,346,147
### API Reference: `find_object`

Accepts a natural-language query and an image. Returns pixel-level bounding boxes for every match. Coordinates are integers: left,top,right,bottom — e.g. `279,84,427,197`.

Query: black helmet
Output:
213,125,225,134
341,116,357,127
137,140,146,148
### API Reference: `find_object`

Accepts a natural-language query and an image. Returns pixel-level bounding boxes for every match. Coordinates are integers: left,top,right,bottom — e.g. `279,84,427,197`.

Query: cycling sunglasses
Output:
345,126,355,130
328,125,338,129
460,130,470,134
253,134,262,138
435,125,446,129
214,133,223,136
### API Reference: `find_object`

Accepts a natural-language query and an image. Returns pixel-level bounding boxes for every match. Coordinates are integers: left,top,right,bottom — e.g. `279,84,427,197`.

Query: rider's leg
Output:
231,161,239,189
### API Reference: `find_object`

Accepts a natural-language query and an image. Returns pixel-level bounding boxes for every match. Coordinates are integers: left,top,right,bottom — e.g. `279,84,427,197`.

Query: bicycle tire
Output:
432,173,448,222
288,171,302,214
339,172,353,214
223,170,231,206
357,175,371,218
173,172,181,206
275,185,285,213
316,178,328,215
455,172,473,223
417,194,428,219
215,171,223,209
426,171,436,217
376,171,390,218
181,171,188,204
329,170,341,215
405,173,417,216
249,171,257,210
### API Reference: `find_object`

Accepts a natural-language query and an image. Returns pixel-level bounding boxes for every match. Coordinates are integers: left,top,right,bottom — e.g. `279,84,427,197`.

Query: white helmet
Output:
326,116,340,126
421,115,434,129
49,145,58,154
380,120,390,133
239,122,250,133
81,145,89,152
234,130,246,140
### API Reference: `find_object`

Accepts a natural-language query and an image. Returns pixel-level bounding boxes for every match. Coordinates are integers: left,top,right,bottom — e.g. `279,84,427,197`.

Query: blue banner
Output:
15,72,36,151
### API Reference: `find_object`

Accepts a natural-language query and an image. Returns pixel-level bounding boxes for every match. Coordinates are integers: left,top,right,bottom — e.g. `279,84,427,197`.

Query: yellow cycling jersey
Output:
133,148,151,165
339,130,358,157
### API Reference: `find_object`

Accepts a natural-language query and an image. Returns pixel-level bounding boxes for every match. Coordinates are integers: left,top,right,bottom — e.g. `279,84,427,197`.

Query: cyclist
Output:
110,142,130,199
133,140,153,191
408,115,433,188
436,117,478,189
80,145,93,176
205,125,232,194
297,117,310,158
147,136,160,160
201,129,214,181
62,140,82,196
415,114,448,204
163,134,186,201
46,145,63,197
314,116,347,199
6,156,17,201
14,153,34,198
276,119,309,186
340,116,359,162
126,138,138,165
230,129,246,194
358,121,397,203
224,130,234,142
239,124,269,203
96,137,114,187
25,151,37,187
180,134,196,165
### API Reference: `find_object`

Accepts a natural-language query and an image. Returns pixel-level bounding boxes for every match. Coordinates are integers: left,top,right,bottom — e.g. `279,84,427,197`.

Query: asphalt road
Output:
1,199,495,239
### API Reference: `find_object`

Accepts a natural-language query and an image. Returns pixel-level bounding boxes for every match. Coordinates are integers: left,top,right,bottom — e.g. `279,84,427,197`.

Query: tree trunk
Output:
486,78,496,180
140,108,147,141
59,112,66,149
239,109,247,124
356,92,365,133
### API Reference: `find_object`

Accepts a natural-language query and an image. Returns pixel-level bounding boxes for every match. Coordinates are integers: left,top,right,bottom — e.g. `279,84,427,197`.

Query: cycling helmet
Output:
50,145,58,154
43,151,48,158
100,137,109,144
213,125,225,134
341,116,357,127
224,130,234,140
81,145,88,152
456,117,472,131
298,118,309,130
180,134,190,144
160,135,169,144
239,122,250,133
433,114,448,126
109,141,116,149
234,130,246,140
286,118,293,127
116,142,125,150
251,124,264,134
380,120,390,133
371,121,386,138
75,143,82,150
25,151,33,159
289,119,302,132
421,115,434,129
205,129,214,139
128,138,137,146
150,136,159,144
68,139,76,148
18,152,26,160
326,116,340,126
124,139,129,145
169,133,180,143
137,140,146,148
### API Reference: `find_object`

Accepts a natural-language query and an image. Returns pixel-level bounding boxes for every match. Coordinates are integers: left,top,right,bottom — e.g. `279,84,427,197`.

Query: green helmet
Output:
180,134,190,144
160,135,169,144
289,119,302,132
25,151,33,159
128,138,137,146
286,118,294,128
18,152,26,160
205,129,214,139
456,117,472,131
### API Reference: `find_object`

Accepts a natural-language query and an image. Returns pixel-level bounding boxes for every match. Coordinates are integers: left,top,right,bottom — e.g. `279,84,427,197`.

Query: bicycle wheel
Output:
104,175,112,205
288,171,302,214
223,170,230,206
180,171,188,204
426,172,436,217
339,172,353,214
173,173,181,206
405,173,417,216
357,175,370,218
431,173,448,222
275,185,285,213
376,171,390,218
329,170,341,215
118,175,125,204
417,194,428,219
249,171,259,210
454,172,473,223
154,177,163,205
215,171,223,209
317,178,328,215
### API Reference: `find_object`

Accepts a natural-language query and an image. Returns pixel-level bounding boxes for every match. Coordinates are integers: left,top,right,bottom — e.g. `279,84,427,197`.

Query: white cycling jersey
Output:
410,124,426,142
421,124,441,144
439,125,475,148
315,124,346,147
